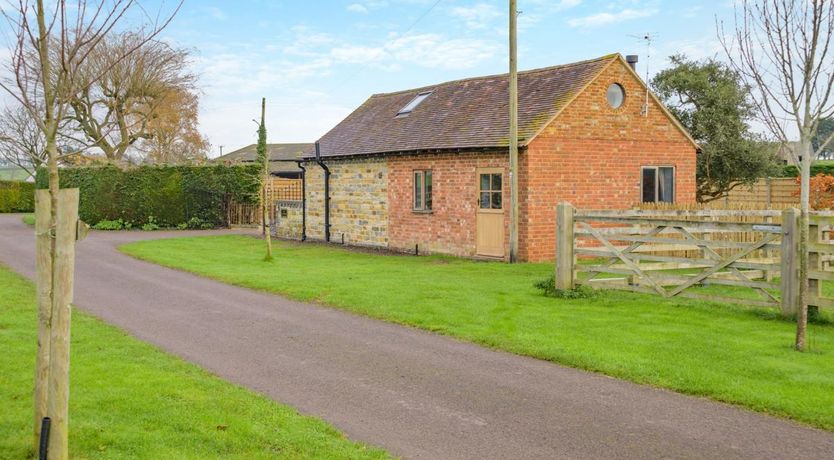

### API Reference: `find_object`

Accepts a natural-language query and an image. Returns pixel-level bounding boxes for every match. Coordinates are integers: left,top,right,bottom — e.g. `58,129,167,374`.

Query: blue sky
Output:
149,0,736,156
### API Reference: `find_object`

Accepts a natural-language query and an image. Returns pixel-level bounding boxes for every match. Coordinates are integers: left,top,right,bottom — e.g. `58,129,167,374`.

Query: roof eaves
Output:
300,145,522,161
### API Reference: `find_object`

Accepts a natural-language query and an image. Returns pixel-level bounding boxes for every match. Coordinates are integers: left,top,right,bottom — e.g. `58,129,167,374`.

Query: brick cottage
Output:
276,54,698,262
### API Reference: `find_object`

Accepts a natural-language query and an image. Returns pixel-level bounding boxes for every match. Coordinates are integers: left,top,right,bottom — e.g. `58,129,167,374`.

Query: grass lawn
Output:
0,264,388,459
119,235,834,432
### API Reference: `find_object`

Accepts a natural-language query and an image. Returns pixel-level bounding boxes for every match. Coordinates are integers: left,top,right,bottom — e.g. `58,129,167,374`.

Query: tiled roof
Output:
311,55,616,158
216,143,312,173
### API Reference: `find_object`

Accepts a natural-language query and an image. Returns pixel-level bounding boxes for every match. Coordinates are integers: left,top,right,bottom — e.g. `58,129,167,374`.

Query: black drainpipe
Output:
296,160,307,242
314,141,331,242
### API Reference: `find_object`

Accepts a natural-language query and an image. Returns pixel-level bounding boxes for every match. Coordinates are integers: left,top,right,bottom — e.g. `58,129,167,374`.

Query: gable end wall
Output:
520,59,697,262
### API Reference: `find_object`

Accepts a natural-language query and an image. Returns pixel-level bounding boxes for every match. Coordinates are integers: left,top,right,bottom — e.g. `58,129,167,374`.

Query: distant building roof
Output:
215,143,312,174
312,55,625,159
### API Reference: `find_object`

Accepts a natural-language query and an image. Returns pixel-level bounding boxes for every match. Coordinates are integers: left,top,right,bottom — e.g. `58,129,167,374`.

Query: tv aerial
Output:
628,32,657,116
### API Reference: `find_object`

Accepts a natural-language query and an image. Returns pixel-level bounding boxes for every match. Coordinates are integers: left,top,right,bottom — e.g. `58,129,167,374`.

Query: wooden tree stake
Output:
45,188,79,460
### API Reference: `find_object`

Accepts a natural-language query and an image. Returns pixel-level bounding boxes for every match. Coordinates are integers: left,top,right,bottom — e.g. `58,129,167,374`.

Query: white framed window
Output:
413,170,432,211
641,166,675,203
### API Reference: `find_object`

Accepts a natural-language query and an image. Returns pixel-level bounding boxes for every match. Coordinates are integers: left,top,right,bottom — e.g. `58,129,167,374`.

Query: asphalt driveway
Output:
1,213,833,459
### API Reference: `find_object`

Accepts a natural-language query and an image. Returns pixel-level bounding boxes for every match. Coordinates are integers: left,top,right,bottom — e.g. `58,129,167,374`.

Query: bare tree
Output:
719,0,834,351
64,32,197,161
0,103,83,174
0,0,181,455
0,104,46,176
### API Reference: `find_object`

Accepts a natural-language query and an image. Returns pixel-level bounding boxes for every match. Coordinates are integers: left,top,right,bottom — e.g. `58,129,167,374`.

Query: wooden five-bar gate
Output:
555,203,834,316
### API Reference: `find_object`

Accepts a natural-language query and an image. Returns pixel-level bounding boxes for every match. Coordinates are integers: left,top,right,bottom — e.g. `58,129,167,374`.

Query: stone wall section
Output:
305,157,389,247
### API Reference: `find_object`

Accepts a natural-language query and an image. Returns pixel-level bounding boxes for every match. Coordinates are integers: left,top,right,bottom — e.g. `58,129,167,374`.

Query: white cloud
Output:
682,6,703,18
285,28,499,71
200,98,354,156
450,3,501,29
385,33,498,69
330,45,387,63
658,37,724,63
347,3,369,14
204,6,227,21
568,8,658,28
527,0,582,13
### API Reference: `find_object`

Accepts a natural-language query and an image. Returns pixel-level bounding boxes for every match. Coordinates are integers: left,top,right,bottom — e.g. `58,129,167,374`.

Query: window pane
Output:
414,172,422,209
491,173,502,191
642,168,657,202
607,83,625,109
480,174,490,192
659,167,674,203
491,191,502,209
425,171,432,210
398,91,432,115
480,192,490,209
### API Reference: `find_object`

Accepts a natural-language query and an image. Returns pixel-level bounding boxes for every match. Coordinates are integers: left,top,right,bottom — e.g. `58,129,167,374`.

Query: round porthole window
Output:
606,83,625,109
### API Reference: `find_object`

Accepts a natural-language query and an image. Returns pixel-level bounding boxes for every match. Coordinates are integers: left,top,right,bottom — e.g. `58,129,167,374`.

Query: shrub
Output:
35,164,261,228
141,216,160,231
0,180,35,213
186,216,213,230
534,277,596,299
782,163,834,177
792,174,834,209
93,219,125,230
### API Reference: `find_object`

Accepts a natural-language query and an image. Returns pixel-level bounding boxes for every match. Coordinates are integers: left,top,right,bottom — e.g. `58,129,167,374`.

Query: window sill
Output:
412,209,433,215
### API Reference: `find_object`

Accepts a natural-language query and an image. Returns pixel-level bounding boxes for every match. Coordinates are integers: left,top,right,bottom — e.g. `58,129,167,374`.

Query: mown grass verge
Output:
0,264,388,459
119,235,834,431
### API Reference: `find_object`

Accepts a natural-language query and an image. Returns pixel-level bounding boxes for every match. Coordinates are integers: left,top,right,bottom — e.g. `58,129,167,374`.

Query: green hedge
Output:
35,165,261,228
782,164,834,177
0,180,35,213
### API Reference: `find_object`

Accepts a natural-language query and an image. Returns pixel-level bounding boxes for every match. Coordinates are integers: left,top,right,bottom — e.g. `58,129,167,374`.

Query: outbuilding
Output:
281,54,698,262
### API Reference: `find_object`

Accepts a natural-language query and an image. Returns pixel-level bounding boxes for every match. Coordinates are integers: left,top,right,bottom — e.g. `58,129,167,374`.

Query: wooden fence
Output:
721,177,798,207
555,203,834,315
228,177,302,227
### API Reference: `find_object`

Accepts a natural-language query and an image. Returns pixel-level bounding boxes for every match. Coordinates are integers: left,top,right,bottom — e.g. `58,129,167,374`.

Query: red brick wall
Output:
520,58,697,261
388,152,508,258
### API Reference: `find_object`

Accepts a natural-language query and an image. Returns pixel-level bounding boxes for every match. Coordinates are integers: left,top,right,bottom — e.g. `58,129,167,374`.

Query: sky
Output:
3,0,740,157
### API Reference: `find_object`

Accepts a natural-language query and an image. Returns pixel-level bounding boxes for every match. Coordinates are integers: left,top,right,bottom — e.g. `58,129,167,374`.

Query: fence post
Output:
764,215,774,282
556,202,575,290
781,208,799,317
766,177,773,208
808,219,821,317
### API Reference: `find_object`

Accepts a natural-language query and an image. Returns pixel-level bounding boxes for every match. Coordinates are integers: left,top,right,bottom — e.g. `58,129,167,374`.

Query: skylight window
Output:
397,91,432,116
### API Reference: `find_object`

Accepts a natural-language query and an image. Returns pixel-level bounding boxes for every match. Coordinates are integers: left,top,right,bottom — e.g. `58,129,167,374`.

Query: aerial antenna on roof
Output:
629,32,656,117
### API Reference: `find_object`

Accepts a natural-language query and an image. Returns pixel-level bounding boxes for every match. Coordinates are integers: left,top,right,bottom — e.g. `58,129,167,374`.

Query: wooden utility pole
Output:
508,0,519,263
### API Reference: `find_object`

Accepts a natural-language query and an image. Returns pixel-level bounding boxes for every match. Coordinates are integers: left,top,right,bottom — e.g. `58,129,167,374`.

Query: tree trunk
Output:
796,139,811,351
